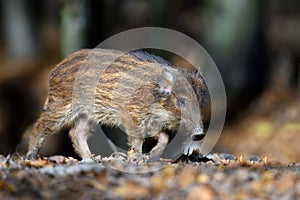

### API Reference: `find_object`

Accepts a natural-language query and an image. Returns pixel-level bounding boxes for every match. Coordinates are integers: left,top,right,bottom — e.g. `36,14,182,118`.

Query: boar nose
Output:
191,126,205,141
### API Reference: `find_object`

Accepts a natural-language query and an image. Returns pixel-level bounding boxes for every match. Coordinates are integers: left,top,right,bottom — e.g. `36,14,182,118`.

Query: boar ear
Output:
161,67,177,85
158,67,177,96
195,68,202,79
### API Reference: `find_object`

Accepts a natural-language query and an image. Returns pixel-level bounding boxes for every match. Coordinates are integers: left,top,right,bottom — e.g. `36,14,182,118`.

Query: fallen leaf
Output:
25,158,51,168
0,180,16,192
261,170,275,183
196,173,209,184
177,166,196,188
151,175,166,193
187,185,214,200
113,181,149,199
84,179,106,191
48,155,67,164
277,171,295,194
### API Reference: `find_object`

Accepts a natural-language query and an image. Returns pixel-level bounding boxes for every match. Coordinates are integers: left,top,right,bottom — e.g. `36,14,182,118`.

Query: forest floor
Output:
0,152,299,200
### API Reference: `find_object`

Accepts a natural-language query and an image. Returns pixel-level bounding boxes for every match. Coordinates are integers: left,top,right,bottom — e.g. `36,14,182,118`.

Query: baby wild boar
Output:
26,49,207,160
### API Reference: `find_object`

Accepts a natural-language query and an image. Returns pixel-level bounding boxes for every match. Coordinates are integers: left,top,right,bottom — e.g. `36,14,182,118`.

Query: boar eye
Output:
176,97,186,107
158,85,171,96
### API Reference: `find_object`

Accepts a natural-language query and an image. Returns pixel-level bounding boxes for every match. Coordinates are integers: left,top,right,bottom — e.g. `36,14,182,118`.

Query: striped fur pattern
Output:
26,49,207,160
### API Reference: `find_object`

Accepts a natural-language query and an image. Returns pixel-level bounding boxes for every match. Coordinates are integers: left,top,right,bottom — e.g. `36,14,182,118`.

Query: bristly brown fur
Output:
26,49,207,160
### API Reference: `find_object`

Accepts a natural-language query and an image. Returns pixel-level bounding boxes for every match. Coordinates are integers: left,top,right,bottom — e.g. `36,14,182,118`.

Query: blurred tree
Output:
266,0,300,99
60,0,86,58
202,0,269,117
2,0,38,58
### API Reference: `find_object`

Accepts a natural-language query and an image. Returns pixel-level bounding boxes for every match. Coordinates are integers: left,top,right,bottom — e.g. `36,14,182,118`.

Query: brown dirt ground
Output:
0,153,299,200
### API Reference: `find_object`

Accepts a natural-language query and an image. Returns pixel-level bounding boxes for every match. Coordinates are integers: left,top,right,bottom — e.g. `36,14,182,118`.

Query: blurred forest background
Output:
0,0,300,163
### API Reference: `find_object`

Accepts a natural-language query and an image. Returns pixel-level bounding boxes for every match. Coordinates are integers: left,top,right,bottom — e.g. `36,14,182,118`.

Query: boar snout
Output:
191,126,205,141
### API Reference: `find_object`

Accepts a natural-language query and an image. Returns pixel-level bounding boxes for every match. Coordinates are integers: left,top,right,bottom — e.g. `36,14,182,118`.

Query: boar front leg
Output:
128,136,144,153
149,131,169,158
127,136,146,163
120,108,144,153
124,125,145,161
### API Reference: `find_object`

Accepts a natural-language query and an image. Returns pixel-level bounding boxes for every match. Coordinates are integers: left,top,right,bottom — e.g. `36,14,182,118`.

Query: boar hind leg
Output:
69,118,92,159
26,112,55,160
26,127,45,160
150,131,169,157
